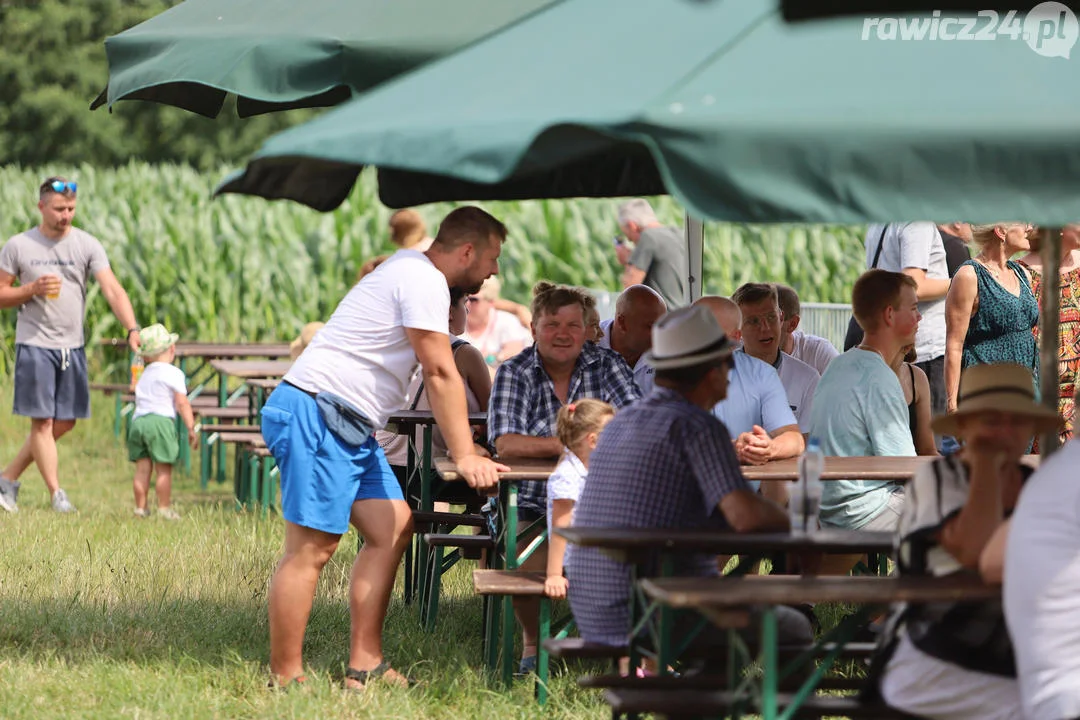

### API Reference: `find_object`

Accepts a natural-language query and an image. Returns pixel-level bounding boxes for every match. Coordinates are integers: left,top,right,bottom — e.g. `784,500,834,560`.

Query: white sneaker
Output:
133,507,151,519
51,489,76,513
0,477,18,513
157,507,181,521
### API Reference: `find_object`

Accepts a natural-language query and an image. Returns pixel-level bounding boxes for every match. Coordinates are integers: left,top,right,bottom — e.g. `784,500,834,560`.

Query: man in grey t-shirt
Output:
864,222,950,417
0,177,142,513
614,198,688,308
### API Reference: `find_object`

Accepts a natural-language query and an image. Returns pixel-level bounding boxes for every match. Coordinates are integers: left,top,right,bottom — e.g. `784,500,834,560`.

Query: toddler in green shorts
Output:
127,324,196,520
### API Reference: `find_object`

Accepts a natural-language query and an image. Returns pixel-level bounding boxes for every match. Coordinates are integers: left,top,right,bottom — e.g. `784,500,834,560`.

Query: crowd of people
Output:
3,180,1080,717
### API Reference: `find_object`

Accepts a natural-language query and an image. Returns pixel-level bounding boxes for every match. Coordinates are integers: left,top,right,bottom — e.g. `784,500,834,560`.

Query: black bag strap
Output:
870,224,889,269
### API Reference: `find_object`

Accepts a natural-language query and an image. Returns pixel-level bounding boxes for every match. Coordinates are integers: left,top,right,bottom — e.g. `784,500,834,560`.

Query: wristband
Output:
127,326,141,337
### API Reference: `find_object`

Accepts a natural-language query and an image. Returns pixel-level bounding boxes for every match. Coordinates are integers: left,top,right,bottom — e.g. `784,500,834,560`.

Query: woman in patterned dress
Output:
944,224,1039,413
1016,224,1080,443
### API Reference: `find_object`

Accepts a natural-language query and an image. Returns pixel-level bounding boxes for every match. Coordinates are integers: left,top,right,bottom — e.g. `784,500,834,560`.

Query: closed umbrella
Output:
92,0,554,117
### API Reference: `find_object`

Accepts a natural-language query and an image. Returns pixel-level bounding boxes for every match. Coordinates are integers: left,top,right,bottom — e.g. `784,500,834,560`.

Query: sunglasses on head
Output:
42,180,77,194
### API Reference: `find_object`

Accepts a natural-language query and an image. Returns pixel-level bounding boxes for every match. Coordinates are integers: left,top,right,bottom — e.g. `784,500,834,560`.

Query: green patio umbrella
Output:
91,0,554,117
217,0,1080,225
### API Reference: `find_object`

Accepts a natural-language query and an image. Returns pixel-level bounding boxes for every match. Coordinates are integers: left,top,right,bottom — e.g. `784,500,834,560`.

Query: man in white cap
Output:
567,304,810,655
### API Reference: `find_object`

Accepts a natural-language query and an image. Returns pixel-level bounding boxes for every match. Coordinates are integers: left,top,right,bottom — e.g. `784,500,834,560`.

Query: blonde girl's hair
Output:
555,399,616,450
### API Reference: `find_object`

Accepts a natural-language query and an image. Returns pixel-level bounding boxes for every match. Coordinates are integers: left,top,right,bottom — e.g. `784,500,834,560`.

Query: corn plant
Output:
0,164,868,377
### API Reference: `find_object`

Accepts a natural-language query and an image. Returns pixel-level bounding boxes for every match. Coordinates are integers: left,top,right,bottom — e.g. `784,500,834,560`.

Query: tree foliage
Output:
0,0,314,168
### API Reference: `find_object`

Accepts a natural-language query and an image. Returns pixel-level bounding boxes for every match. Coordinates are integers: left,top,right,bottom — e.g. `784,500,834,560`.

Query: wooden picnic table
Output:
209,359,292,380
434,455,553,483
742,453,1041,481
246,378,282,390
556,527,895,564
638,572,999,720
99,338,291,358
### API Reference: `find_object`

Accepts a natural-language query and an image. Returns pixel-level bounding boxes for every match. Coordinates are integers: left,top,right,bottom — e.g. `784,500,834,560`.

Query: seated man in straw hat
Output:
568,305,811,656
868,363,1059,720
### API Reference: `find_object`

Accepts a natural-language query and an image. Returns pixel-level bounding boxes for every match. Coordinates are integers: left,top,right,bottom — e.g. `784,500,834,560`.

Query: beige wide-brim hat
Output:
289,322,325,360
931,363,1063,436
642,305,736,370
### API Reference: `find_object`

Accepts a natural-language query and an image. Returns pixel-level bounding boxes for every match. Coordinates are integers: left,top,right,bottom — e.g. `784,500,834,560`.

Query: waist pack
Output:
316,391,375,448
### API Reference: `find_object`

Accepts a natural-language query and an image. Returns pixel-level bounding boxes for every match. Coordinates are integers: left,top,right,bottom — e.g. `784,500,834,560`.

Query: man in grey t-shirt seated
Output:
0,177,142,513
613,198,688,309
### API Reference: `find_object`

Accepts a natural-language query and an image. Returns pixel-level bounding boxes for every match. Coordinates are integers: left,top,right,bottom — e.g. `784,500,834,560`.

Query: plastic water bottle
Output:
790,437,824,535
130,354,145,389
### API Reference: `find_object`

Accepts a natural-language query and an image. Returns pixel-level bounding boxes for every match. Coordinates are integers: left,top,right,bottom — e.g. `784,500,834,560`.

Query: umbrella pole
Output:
684,213,704,304
1039,227,1062,456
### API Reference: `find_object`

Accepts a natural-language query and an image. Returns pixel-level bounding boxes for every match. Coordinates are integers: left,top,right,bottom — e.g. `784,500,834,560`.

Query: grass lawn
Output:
0,389,605,719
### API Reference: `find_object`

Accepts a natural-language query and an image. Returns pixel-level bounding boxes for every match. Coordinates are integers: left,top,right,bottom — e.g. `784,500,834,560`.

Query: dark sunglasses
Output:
466,296,482,304
42,180,77,194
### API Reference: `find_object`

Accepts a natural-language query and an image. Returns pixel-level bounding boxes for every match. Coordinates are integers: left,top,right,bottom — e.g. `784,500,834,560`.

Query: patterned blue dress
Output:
962,260,1039,382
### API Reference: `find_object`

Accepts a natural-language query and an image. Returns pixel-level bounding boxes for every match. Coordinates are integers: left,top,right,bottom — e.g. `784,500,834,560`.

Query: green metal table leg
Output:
761,608,779,720
113,393,122,437
536,597,551,705
217,371,228,485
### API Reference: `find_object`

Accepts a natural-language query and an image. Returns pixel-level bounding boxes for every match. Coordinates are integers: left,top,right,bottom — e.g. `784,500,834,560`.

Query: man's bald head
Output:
616,284,666,319
693,295,742,340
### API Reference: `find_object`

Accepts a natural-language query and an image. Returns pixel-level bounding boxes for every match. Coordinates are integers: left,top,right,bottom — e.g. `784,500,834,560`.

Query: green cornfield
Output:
0,164,867,377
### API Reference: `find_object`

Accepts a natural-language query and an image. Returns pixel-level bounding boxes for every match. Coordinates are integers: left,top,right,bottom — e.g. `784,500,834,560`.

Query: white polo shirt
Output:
599,318,653,394
773,351,819,432
789,330,838,376
285,249,450,429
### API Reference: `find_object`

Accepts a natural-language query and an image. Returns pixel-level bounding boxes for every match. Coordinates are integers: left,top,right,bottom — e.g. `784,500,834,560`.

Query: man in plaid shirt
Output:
487,281,640,672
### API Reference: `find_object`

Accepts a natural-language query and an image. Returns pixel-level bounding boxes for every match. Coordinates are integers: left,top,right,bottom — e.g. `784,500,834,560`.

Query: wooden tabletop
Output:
209,359,292,379
742,454,1041,481
246,378,282,390
386,410,489,427
641,573,999,609
435,455,557,482
557,527,894,563
99,340,292,359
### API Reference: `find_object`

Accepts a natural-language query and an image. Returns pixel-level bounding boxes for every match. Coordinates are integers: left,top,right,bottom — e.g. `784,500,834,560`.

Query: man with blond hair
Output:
613,198,688,308
0,177,142,514
808,269,920,532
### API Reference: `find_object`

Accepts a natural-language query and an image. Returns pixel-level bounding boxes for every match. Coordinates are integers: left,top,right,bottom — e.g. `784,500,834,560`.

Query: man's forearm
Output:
0,285,35,309
770,429,805,460
105,288,138,330
494,433,562,458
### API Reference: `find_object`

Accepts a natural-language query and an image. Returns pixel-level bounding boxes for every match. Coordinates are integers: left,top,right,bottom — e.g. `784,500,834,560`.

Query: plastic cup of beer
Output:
45,277,60,300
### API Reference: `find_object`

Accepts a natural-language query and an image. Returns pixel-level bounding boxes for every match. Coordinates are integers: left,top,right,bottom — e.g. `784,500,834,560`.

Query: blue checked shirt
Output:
566,387,750,646
487,342,641,514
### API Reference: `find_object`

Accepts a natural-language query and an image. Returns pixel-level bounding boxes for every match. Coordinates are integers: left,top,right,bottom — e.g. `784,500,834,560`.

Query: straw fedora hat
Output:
931,363,1062,436
289,321,325,360
642,305,736,370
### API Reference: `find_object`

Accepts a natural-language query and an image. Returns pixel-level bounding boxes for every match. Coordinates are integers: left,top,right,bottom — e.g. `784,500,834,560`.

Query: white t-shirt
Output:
133,362,187,419
547,450,588,540
789,330,838,376
865,223,948,362
461,309,530,365
598,318,653,394
774,352,819,432
284,249,450,429
1004,441,1080,720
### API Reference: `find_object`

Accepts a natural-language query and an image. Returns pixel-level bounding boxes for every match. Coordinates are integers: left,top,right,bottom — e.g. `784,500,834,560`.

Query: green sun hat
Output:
138,323,180,357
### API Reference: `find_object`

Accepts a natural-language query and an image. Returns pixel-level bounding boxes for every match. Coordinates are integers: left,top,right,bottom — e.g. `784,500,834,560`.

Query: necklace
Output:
975,255,1005,279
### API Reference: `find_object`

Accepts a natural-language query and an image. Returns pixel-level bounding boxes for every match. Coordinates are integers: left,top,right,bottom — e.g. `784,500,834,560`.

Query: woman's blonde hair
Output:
555,399,615,450
970,223,1024,247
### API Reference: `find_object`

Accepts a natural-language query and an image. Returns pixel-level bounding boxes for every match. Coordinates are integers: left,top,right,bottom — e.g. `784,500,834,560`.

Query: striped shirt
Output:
566,387,749,646
487,342,641,514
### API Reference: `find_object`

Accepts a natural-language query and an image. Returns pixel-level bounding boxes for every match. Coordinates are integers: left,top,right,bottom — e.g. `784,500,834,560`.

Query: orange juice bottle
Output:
130,355,145,389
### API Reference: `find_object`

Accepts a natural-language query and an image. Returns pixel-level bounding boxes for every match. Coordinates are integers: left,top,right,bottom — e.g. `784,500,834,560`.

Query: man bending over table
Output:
260,207,508,690
567,305,812,659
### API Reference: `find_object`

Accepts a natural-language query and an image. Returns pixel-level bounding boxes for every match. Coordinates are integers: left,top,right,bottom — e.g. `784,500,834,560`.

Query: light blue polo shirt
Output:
808,349,916,529
712,350,798,489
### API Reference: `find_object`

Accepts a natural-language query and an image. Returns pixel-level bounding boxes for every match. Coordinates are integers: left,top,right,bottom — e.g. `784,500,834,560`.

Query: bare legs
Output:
267,498,413,687
131,459,173,510
2,418,76,495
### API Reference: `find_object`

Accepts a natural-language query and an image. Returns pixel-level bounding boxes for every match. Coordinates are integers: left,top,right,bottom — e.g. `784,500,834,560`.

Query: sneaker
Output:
0,477,19,513
133,507,151,519
516,655,538,676
157,507,181,521
51,489,76,513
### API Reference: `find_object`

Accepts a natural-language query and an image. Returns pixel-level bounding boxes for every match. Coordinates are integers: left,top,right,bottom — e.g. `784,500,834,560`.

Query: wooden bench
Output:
543,637,627,661
90,382,131,394
604,688,916,719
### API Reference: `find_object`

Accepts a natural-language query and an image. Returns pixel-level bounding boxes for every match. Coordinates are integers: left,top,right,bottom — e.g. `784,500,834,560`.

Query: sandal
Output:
345,662,415,690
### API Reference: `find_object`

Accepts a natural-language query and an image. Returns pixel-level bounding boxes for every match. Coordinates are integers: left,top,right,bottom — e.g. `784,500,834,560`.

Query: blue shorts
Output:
13,344,90,420
260,383,403,535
